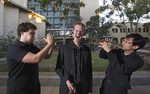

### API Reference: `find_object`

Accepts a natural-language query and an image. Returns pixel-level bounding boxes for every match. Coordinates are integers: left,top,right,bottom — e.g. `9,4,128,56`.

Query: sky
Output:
99,0,113,6
98,0,150,23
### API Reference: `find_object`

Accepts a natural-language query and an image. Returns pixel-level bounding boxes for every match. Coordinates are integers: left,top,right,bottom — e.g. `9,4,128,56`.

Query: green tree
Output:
115,0,150,32
0,34,16,57
32,0,85,23
97,0,150,34
86,15,113,45
31,0,85,44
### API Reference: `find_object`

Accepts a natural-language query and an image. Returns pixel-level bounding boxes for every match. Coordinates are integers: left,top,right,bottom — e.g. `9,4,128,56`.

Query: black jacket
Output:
99,48,144,89
56,41,93,94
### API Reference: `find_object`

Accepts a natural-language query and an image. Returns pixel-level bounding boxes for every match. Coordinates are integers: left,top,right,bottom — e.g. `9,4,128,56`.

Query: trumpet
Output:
95,39,121,48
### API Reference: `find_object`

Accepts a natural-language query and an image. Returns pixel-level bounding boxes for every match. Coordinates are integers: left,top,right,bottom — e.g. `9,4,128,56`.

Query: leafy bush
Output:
34,38,46,48
0,35,16,58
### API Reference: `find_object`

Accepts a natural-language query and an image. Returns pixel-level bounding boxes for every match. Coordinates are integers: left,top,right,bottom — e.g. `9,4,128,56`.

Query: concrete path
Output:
0,71,150,94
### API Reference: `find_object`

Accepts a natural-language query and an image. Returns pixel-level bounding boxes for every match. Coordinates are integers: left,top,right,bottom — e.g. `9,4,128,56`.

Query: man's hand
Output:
66,80,76,93
43,33,54,45
98,41,111,53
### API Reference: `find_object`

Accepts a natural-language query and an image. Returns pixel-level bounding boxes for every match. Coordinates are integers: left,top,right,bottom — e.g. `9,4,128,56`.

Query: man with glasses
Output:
98,33,146,94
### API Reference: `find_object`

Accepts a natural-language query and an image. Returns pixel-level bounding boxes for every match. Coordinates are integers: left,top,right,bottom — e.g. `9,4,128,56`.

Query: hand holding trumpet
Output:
98,39,112,53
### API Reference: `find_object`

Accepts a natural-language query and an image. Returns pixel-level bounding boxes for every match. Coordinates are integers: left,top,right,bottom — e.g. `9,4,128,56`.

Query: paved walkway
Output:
0,71,150,94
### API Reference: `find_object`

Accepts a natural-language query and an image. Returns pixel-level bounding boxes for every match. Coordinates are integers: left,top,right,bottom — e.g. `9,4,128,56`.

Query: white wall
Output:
0,1,4,37
19,11,46,39
3,5,19,37
10,0,27,8
34,22,46,39
1,0,46,39
80,0,99,24
19,11,30,22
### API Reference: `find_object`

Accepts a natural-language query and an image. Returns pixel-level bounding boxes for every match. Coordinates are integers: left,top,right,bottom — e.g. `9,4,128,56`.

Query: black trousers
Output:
99,79,128,94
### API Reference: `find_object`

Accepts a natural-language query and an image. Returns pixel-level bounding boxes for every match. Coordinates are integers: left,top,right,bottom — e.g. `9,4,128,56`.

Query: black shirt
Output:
73,42,83,84
7,40,40,94
99,48,144,89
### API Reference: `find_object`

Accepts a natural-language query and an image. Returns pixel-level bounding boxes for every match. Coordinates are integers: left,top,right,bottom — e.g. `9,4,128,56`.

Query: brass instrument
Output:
96,38,121,48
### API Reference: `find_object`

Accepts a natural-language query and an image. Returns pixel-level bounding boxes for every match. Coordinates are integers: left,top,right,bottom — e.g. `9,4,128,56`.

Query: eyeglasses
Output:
122,39,133,44
27,31,36,36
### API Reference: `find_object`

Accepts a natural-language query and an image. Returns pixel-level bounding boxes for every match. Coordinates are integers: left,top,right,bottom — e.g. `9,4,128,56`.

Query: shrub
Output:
0,35,16,58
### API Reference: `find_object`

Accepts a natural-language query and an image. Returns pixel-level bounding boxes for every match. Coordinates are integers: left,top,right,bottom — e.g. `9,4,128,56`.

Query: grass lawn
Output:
0,51,108,72
92,51,108,71
39,51,108,72
1,50,149,72
0,63,8,72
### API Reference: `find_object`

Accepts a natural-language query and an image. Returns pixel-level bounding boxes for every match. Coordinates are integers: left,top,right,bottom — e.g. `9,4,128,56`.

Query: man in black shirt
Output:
56,22,93,94
98,33,146,94
7,22,54,94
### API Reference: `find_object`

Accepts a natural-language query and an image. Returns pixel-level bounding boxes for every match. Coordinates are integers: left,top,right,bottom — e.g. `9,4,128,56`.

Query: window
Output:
139,28,141,32
47,5,52,10
112,28,115,33
41,12,47,17
123,28,126,33
143,28,145,32
47,12,53,17
146,28,149,32
128,28,130,32
54,12,60,17
54,18,60,24
48,18,53,23
120,28,122,33
116,28,118,33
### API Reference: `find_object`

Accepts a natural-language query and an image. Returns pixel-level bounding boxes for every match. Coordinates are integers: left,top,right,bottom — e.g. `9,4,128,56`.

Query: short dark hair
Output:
17,22,37,37
73,21,85,31
125,33,146,50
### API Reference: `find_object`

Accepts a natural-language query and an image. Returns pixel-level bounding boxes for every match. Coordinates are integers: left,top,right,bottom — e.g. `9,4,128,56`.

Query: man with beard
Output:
56,21,93,94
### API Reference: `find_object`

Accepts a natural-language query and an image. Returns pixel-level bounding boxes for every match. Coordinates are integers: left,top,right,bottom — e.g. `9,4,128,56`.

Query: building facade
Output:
0,0,4,36
10,0,28,8
108,23,150,44
28,0,80,29
0,0,49,39
28,0,100,27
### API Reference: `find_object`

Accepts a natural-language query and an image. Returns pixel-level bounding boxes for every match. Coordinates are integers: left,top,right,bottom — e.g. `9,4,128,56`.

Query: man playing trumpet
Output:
98,33,146,94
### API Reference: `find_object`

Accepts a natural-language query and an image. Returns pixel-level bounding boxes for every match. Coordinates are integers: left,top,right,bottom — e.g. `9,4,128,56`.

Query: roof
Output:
3,0,50,25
